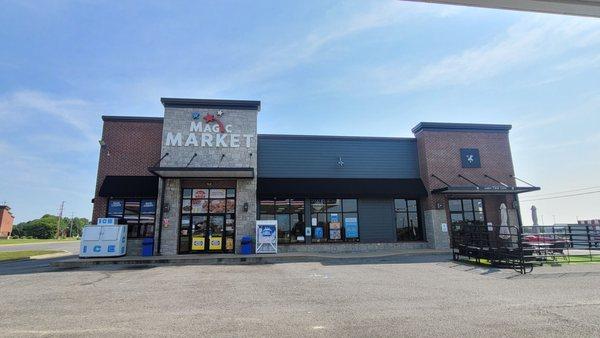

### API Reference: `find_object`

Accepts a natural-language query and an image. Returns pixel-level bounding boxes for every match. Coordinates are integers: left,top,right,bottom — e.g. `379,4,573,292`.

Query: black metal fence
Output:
451,224,600,274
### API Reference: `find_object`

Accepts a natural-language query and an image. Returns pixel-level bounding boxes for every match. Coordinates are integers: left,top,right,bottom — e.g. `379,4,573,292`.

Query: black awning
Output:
148,167,254,179
431,185,540,195
98,176,159,198
257,178,427,199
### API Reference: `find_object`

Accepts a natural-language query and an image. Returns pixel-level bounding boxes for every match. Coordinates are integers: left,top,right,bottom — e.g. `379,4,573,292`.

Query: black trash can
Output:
142,237,154,256
240,236,253,255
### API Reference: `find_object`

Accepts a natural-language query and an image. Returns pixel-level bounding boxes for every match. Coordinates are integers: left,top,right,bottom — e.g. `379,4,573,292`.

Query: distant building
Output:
578,219,600,226
0,205,15,238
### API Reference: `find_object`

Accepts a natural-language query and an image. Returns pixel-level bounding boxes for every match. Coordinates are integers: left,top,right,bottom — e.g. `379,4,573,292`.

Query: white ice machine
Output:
80,218,127,258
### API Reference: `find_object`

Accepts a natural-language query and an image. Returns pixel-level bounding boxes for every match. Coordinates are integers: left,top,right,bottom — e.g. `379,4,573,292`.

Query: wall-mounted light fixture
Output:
163,203,170,213
243,202,249,212
99,139,109,156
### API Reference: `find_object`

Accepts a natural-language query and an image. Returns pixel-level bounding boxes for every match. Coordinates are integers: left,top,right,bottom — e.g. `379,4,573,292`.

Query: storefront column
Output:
235,178,257,253
423,208,450,249
304,198,312,244
154,178,181,255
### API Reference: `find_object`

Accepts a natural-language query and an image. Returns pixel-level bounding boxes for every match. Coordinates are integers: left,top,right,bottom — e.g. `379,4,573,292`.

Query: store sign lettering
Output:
165,112,254,148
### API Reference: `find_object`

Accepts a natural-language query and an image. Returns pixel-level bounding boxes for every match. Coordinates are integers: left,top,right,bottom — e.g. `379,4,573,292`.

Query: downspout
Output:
150,152,169,256
156,178,167,255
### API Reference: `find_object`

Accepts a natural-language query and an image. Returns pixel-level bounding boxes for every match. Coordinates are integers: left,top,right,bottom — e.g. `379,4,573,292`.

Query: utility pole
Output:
56,201,65,239
69,212,74,238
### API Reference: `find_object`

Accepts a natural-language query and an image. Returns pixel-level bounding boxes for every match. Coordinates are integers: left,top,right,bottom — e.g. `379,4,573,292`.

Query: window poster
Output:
209,236,222,250
209,200,226,213
330,222,342,240
226,199,236,213
182,199,192,213
314,227,324,239
192,199,208,213
108,200,124,215
192,189,208,199
330,213,340,222
141,200,156,214
209,189,226,199
344,217,358,238
192,236,205,250
226,189,235,198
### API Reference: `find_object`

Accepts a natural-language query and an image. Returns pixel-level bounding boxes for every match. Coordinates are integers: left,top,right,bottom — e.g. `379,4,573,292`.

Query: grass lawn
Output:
0,250,63,262
554,255,600,263
463,254,600,267
0,238,79,246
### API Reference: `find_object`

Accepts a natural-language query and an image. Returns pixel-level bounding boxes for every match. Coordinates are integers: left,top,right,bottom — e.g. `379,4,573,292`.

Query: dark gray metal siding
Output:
358,198,396,243
257,135,419,178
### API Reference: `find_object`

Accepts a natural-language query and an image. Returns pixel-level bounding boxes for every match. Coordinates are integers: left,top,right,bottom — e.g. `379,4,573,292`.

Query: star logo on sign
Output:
466,154,474,163
203,114,216,123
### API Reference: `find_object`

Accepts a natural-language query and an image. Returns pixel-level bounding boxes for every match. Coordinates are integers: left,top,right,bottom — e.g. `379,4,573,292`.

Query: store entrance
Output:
179,185,236,254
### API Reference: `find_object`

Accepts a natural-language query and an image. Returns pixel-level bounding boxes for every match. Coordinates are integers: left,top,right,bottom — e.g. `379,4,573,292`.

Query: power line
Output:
523,185,600,198
520,190,600,202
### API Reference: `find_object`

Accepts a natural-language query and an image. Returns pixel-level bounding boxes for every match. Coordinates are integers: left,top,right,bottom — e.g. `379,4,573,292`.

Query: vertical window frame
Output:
106,197,157,239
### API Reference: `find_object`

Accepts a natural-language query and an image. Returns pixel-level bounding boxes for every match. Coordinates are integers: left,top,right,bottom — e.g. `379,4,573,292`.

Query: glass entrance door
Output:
179,187,236,254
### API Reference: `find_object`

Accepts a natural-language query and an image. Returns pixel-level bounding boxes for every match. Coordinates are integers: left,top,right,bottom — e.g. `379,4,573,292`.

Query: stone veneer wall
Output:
155,178,181,255
156,106,258,254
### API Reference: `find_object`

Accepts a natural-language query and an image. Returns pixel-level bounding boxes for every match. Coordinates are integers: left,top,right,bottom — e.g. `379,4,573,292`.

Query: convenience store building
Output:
92,98,539,255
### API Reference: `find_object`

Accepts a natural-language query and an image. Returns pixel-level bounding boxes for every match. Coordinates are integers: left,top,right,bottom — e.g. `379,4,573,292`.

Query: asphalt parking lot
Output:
1,254,599,337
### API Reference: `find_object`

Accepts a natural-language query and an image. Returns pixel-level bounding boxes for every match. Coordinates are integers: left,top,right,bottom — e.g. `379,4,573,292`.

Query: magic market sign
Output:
165,111,254,148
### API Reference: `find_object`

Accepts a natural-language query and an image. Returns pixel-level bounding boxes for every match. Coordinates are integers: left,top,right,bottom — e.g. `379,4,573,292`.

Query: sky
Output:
0,0,599,225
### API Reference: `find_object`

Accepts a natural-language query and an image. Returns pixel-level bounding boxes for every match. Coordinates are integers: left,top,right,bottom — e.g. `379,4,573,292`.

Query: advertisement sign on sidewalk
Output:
256,220,277,254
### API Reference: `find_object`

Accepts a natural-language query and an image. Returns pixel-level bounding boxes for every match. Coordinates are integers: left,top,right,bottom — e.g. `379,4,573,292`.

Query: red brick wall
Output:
416,129,517,223
0,207,15,237
92,119,164,222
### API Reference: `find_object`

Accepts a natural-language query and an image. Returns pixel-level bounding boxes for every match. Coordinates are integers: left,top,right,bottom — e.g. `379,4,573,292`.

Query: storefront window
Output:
107,198,156,238
179,188,236,254
259,199,305,244
394,199,422,241
310,199,359,243
449,198,485,230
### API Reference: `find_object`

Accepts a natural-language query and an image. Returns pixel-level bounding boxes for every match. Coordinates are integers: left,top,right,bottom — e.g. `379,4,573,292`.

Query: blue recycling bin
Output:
240,236,253,255
141,237,154,256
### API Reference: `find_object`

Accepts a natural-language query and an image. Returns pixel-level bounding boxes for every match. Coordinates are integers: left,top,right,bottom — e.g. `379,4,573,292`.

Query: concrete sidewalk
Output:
51,248,451,268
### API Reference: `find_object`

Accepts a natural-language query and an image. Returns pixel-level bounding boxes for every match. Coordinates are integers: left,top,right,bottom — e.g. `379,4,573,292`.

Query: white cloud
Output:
0,90,98,143
117,1,464,102
180,1,464,95
0,90,100,220
369,14,600,93
555,53,600,72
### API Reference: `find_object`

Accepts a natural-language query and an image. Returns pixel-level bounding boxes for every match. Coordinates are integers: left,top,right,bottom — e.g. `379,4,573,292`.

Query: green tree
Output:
13,214,90,239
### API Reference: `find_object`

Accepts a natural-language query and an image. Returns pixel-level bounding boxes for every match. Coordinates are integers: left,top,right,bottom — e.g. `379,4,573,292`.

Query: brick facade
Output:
91,119,163,223
415,127,520,248
0,206,15,238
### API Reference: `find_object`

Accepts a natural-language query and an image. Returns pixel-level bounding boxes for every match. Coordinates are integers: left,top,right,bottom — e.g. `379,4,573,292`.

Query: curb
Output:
50,250,451,268
30,251,73,260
